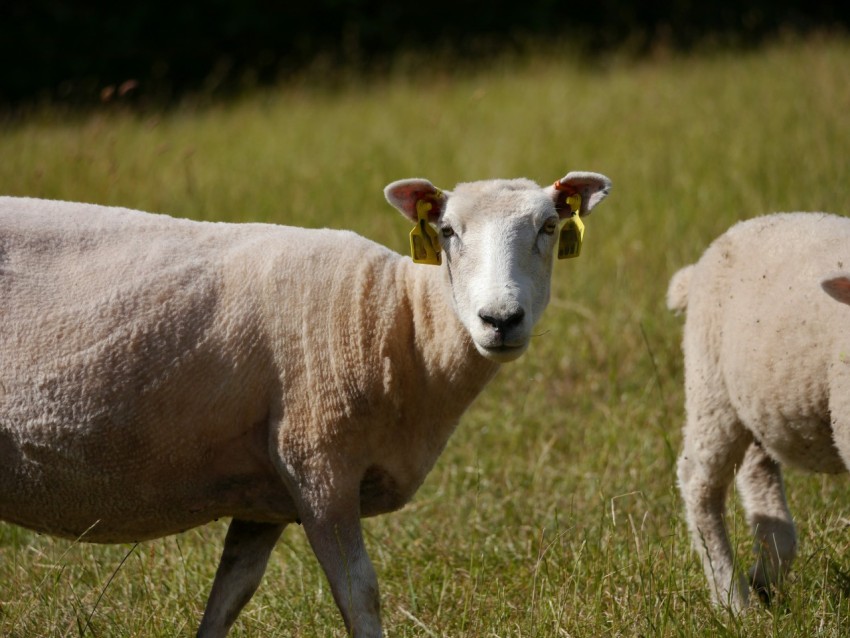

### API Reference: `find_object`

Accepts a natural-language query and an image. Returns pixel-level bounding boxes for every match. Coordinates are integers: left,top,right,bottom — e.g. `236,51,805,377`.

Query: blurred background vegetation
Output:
1,1,848,107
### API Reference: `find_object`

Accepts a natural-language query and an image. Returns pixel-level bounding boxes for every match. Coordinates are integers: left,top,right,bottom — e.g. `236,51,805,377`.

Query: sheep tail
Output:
666,265,694,314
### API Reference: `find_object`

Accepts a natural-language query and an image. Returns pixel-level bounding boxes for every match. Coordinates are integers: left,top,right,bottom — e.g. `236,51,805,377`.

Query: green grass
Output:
3,35,850,637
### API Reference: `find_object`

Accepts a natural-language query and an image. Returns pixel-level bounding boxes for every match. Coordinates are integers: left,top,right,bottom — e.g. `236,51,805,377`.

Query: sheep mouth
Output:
476,342,528,363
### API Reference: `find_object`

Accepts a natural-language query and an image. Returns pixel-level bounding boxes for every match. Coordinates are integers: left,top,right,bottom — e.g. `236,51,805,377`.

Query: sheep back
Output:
677,212,850,473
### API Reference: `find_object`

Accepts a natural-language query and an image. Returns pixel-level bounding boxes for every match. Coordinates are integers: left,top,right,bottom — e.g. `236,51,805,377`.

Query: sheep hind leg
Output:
736,441,796,604
678,408,752,611
196,519,286,638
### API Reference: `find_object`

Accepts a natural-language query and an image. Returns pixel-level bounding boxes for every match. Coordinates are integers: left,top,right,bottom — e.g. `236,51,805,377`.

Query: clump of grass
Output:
2,35,850,637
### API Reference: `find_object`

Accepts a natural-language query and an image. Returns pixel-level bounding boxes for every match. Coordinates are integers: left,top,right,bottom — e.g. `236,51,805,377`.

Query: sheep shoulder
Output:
261,237,498,518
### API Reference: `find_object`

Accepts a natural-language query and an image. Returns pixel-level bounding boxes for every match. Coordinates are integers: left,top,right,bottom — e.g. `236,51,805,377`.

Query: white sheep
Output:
668,212,850,610
0,170,611,637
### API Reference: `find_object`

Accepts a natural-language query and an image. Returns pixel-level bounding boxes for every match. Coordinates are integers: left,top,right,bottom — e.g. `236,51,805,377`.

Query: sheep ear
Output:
822,274,850,306
546,171,612,218
384,179,448,224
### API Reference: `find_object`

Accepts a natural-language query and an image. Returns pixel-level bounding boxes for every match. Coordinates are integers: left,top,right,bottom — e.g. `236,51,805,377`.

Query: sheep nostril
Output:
478,308,525,333
504,308,525,329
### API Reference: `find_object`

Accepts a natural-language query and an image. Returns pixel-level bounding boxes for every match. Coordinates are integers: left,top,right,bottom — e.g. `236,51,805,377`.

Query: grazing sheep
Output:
0,170,611,637
668,212,850,610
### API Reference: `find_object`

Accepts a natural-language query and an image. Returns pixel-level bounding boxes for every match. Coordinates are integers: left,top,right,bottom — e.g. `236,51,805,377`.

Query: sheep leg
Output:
677,398,752,610
300,500,382,637
196,519,286,638
735,441,795,602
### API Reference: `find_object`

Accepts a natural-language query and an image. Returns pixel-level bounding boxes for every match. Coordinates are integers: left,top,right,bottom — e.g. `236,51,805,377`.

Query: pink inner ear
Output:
551,172,612,217
552,180,578,195
420,194,445,223
388,182,444,222
550,182,578,216
822,276,850,305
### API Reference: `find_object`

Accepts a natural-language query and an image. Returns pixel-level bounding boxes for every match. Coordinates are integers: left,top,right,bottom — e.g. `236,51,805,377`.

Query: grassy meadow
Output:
2,35,850,637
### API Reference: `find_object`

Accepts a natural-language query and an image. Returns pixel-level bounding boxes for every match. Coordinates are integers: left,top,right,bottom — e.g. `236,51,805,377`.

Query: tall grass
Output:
2,35,850,636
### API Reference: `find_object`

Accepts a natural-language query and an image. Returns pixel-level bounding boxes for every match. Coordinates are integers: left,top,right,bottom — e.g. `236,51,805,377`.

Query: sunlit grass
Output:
2,35,850,636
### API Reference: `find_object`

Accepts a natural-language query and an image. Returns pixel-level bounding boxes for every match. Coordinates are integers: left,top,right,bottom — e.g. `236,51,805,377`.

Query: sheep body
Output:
669,212,850,609
0,171,612,637
0,196,495,635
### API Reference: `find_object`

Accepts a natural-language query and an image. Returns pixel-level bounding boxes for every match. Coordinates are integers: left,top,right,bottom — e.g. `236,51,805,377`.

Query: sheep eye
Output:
441,226,455,238
541,219,558,235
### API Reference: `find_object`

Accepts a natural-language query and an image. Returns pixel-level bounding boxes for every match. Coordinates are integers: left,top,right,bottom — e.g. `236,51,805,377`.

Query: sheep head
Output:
384,172,612,362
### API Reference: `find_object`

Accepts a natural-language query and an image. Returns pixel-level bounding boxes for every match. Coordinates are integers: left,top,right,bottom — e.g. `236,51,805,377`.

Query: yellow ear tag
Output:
409,199,442,265
558,193,585,260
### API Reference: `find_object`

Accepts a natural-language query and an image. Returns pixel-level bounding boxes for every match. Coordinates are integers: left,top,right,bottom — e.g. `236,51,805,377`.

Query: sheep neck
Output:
397,258,501,421
270,250,502,517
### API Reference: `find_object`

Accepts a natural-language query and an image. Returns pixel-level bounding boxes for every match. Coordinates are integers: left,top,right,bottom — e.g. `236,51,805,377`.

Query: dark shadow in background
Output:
1,1,848,107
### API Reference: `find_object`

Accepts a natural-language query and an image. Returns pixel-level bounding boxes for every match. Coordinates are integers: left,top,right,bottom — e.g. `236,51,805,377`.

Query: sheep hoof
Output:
752,580,773,606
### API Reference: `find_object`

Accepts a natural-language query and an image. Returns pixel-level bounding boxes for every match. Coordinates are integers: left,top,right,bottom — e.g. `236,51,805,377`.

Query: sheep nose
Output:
478,308,525,333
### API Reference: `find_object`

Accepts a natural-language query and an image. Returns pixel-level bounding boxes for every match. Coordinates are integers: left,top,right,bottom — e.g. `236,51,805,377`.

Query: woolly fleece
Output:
0,196,497,542
669,211,850,610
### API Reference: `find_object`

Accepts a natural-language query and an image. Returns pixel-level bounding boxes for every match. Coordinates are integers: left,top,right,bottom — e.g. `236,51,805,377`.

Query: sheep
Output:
0,170,612,637
668,211,850,610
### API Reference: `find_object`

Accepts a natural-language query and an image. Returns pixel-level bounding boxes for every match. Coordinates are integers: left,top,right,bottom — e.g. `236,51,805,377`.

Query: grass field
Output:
2,35,850,637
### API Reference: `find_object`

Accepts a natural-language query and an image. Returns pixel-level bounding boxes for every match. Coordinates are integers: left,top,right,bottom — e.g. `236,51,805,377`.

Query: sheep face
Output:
385,172,611,362
439,183,558,362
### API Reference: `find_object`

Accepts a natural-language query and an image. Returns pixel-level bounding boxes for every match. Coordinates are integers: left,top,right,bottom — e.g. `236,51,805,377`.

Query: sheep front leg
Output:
197,519,286,638
300,497,382,637
736,441,796,601
678,402,752,610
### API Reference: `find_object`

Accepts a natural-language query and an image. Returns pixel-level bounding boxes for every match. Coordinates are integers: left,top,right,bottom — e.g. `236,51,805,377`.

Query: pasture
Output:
1,35,850,637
